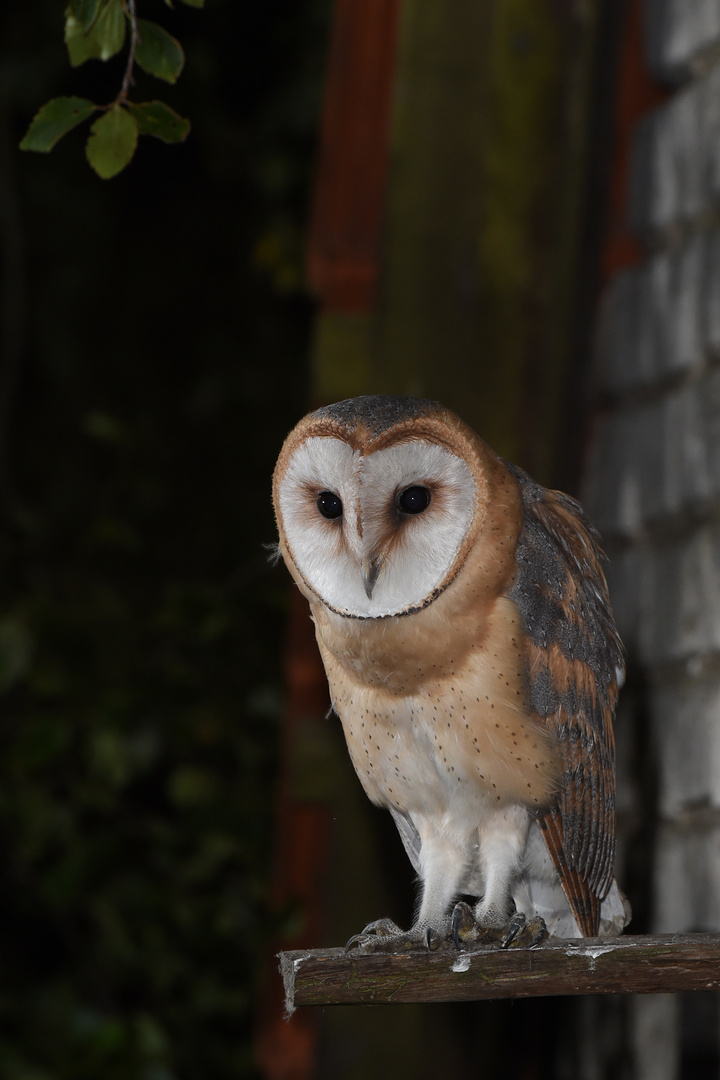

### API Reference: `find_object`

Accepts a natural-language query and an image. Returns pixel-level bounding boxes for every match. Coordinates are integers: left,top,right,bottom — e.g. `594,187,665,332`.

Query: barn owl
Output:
273,396,628,949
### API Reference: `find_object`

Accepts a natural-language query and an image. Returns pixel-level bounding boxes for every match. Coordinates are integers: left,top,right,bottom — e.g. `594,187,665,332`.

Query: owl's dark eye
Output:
317,491,343,519
397,485,431,515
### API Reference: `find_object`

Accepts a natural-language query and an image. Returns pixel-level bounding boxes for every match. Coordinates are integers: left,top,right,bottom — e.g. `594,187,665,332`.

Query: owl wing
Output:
389,806,422,873
505,463,624,936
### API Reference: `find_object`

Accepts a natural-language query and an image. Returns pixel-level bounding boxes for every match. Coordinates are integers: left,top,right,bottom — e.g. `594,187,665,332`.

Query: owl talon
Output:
501,911,527,948
450,902,548,950
345,918,442,954
425,926,443,951
345,917,403,951
502,912,547,949
451,901,478,950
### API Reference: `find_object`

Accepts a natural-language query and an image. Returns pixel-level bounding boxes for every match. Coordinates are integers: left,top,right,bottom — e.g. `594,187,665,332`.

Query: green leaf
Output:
85,106,138,179
135,20,185,83
128,101,190,143
19,96,97,152
66,0,104,33
179,0,205,7
65,0,125,66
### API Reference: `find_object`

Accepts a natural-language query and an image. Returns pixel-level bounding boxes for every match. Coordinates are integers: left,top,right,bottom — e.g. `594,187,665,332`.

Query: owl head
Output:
272,395,507,619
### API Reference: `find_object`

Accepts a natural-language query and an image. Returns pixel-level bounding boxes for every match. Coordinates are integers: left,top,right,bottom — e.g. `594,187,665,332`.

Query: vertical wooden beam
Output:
306,0,402,313
254,590,331,1080
599,0,668,282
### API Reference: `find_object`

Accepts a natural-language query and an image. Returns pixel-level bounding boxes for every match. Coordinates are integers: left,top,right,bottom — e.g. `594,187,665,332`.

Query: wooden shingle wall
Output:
583,2,720,1076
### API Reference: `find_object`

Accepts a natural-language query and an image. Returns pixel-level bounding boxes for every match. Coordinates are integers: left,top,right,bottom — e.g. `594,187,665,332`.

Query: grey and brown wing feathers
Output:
389,806,422,874
506,464,624,936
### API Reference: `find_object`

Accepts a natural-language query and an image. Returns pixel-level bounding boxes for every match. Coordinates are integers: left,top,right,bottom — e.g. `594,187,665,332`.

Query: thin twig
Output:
119,0,139,103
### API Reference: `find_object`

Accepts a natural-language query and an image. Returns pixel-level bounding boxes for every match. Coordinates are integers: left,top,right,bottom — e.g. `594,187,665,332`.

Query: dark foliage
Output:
0,1,328,1075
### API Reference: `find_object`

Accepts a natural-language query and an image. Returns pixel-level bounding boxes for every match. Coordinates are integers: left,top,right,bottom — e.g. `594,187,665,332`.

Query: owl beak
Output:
361,556,381,599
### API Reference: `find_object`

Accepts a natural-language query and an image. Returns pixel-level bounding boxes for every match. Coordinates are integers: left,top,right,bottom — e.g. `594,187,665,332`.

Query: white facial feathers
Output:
277,436,476,618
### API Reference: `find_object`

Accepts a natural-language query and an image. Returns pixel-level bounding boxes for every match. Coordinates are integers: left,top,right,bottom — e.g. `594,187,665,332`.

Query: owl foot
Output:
345,918,443,954
450,901,547,951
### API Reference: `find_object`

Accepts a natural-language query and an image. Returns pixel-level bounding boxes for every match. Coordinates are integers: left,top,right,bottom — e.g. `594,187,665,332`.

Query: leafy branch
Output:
19,0,203,179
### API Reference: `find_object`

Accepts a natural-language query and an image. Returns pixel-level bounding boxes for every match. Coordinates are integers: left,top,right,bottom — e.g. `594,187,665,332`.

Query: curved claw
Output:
345,918,444,954
345,917,404,953
502,912,548,950
501,911,526,949
451,901,478,951
523,915,548,948
345,933,365,952
425,926,443,951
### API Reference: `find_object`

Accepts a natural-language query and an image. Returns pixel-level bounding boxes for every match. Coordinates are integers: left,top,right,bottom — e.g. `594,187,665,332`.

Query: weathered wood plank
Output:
280,935,720,1013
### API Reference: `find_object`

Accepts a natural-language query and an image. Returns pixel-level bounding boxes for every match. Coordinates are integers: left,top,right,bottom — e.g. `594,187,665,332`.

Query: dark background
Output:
0,3,329,1076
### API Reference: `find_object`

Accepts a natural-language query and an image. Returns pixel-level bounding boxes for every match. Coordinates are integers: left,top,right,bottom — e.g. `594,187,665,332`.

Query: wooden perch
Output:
280,934,720,1014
